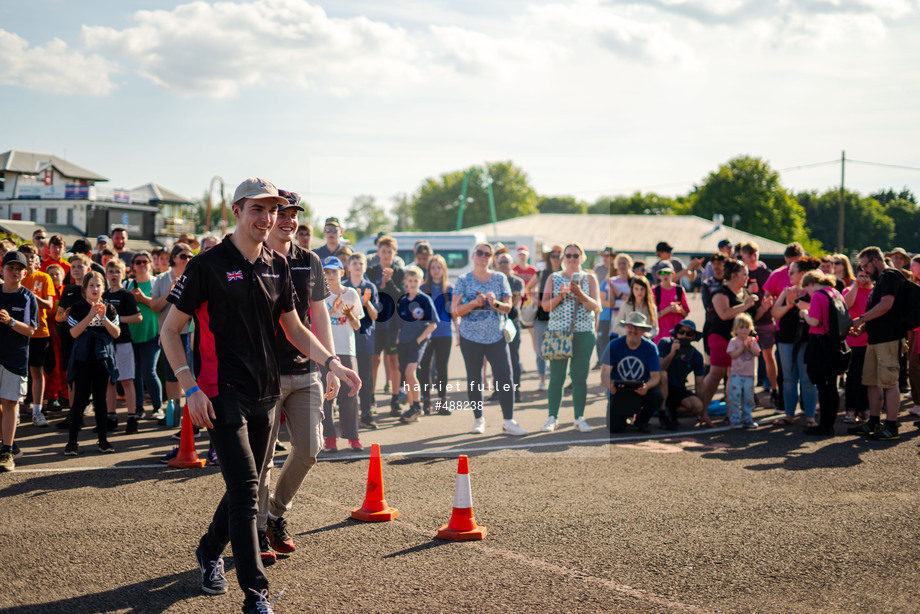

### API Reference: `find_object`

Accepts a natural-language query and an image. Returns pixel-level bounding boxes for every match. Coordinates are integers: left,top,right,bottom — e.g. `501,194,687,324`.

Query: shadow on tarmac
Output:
0,465,211,498
0,569,203,614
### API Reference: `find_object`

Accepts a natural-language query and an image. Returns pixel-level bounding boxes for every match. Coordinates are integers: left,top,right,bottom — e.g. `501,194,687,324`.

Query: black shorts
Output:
666,386,697,412
398,340,428,376
28,337,51,368
374,323,399,355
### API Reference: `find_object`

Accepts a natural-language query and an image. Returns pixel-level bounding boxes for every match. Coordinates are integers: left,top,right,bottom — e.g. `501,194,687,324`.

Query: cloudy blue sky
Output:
2,0,919,222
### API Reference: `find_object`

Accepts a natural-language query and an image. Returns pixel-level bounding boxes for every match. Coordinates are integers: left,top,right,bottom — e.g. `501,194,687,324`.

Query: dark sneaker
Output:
246,588,284,614
867,426,899,441
359,414,378,429
106,414,119,432
98,441,115,454
125,417,138,435
422,401,432,415
389,400,402,417
399,406,421,423
206,446,219,466
266,516,296,553
64,442,81,456
258,531,276,565
436,400,451,416
0,450,14,472
847,422,878,436
195,546,228,595
171,426,200,440
12,444,22,459
159,446,179,464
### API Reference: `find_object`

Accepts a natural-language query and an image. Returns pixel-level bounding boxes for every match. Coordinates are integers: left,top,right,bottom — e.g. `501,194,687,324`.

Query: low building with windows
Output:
0,150,196,249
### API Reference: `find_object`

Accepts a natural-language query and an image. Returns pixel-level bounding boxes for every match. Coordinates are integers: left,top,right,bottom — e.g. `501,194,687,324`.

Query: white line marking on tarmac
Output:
9,415,784,473
302,492,713,613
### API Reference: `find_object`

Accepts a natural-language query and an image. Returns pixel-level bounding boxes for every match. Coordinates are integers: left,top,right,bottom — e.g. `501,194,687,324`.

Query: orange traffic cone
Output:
437,455,486,541
351,443,398,521
167,405,207,468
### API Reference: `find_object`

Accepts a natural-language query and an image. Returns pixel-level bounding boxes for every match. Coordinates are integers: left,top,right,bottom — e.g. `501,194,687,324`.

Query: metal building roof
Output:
465,214,788,256
0,150,109,182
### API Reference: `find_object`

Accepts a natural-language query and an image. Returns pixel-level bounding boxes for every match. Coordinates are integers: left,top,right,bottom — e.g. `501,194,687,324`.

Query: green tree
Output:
797,189,894,253
391,192,415,231
690,156,807,244
411,161,539,231
538,196,587,214
876,197,919,252
344,194,391,241
590,192,683,215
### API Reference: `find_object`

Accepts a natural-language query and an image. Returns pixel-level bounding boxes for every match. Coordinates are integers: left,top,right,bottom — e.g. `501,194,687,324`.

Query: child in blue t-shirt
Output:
394,266,437,423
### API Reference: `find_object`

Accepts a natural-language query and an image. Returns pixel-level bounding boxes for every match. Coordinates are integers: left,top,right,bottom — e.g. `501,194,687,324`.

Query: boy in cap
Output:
0,251,38,471
313,217,350,261
656,319,706,428
161,178,360,614
256,189,335,564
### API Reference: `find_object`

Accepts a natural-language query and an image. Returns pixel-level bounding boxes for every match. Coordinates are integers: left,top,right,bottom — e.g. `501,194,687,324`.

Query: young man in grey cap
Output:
256,189,335,564
161,178,360,614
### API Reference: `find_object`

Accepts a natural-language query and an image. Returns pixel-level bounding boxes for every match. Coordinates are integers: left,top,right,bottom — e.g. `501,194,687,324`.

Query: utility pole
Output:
838,150,845,252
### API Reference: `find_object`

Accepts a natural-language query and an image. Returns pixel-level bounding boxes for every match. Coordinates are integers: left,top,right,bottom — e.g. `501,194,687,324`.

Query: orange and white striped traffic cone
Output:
436,455,486,541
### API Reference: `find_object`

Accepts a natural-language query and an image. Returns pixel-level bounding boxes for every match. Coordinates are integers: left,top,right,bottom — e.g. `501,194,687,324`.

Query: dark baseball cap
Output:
71,238,93,254
324,217,341,229
717,239,731,249
2,251,28,268
656,241,673,253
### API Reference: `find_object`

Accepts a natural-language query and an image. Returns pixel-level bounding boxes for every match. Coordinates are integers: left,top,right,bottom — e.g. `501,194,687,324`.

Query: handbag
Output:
520,297,538,326
502,316,517,343
539,280,579,360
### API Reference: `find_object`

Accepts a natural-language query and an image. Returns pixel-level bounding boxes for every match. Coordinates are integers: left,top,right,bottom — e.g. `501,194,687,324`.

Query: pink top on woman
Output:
653,285,690,343
842,285,870,348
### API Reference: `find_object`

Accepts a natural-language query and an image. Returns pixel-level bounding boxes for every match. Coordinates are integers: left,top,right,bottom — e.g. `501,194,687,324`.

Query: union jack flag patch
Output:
226,270,244,281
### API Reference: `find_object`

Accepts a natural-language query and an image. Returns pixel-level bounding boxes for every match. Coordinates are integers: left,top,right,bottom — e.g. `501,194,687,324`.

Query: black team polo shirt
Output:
168,238,295,414
276,244,328,374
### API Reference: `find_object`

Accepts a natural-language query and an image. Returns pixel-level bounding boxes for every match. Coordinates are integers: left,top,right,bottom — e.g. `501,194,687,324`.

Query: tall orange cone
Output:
351,443,398,521
437,455,486,541
167,405,207,468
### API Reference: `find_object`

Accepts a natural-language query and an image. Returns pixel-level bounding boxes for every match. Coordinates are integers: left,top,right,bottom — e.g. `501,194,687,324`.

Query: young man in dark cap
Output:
161,178,360,614
313,216,350,261
650,241,701,286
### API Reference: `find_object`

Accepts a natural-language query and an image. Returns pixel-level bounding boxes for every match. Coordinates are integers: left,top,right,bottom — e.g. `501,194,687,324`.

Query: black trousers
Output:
806,336,840,429
418,336,452,403
606,387,664,433
67,358,110,446
355,351,374,417
200,394,274,611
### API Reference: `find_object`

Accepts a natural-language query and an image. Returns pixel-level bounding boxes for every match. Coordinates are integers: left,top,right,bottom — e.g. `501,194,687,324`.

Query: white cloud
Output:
0,29,117,96
82,0,422,98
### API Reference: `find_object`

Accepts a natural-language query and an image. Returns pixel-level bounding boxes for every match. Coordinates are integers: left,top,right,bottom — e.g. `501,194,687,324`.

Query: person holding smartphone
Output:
657,319,706,429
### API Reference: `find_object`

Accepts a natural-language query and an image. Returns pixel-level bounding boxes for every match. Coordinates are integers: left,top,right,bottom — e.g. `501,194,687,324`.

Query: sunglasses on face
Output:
324,227,338,233
134,260,149,265
549,254,561,259
474,249,493,258
675,329,694,337
564,253,580,259
177,254,192,261
833,261,842,265
657,271,672,276
34,236,47,241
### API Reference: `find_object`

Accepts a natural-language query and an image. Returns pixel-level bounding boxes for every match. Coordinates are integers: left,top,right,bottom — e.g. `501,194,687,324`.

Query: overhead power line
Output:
847,159,920,172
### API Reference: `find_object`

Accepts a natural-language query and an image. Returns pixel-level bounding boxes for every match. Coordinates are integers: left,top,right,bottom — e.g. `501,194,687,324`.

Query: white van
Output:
350,231,487,282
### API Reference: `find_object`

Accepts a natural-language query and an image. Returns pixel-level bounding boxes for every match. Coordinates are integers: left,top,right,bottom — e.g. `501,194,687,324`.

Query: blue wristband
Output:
185,386,201,398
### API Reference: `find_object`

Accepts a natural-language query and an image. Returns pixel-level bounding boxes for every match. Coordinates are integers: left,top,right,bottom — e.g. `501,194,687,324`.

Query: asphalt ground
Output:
3,292,920,613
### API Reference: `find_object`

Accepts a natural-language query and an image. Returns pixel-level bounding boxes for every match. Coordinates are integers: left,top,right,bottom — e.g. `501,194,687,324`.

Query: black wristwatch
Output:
324,355,340,370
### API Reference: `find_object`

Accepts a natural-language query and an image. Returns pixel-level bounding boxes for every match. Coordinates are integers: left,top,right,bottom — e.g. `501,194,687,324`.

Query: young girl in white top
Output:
726,313,761,429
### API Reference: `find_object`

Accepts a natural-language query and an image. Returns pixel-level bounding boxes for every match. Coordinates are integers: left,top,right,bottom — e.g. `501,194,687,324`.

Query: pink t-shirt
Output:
653,285,690,343
843,286,870,347
764,266,790,300
807,289,831,335
727,337,761,377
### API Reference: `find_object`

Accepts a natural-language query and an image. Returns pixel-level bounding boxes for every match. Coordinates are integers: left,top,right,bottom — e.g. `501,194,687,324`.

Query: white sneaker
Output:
502,419,527,436
573,417,592,432
471,417,485,434
32,413,49,427
152,408,166,420
537,380,546,391
541,416,558,432
909,405,920,417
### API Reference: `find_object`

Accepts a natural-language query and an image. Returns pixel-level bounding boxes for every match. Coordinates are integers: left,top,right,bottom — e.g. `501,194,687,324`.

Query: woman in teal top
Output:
540,243,601,433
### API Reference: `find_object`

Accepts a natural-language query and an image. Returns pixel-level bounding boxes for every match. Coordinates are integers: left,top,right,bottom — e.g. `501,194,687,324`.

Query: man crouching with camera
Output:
656,319,706,430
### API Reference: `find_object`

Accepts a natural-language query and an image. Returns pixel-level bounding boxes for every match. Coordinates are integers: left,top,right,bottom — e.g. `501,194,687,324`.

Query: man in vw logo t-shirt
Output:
601,311,664,434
